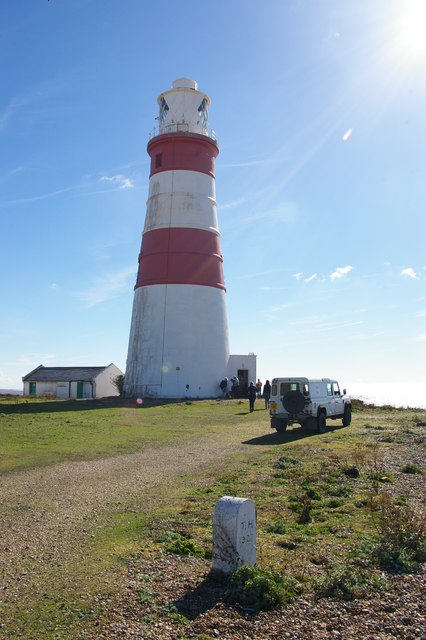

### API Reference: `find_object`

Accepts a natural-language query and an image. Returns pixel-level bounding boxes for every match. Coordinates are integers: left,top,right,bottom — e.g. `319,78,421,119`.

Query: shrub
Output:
265,519,287,534
226,565,301,612
163,533,205,557
326,483,353,497
314,563,386,600
368,471,394,484
275,455,301,470
298,494,313,524
399,462,422,474
112,374,125,396
302,483,321,501
289,491,314,524
371,494,426,573
326,498,344,509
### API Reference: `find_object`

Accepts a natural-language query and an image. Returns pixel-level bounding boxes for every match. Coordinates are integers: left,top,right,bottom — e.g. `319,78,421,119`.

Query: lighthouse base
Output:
124,284,232,399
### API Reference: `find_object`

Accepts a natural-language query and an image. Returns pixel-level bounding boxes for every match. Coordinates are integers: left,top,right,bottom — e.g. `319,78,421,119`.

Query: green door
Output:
76,382,83,399
29,382,36,395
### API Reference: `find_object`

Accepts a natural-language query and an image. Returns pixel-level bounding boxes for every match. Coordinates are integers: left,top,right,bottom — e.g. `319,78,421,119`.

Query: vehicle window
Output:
272,384,277,395
280,382,300,395
303,383,309,396
327,383,333,396
332,383,340,396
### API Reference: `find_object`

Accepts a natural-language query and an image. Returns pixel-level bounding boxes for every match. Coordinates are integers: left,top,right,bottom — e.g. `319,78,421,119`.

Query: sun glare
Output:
397,0,426,57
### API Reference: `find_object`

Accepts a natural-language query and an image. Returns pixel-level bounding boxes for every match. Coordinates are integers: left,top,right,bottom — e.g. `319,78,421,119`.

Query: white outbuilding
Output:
22,364,123,399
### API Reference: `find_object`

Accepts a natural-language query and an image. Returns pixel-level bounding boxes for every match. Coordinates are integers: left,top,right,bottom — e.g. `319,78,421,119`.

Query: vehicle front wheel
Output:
342,404,352,427
317,412,326,434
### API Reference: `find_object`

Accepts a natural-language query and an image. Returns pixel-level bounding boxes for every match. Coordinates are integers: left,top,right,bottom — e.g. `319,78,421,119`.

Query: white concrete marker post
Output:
212,496,256,574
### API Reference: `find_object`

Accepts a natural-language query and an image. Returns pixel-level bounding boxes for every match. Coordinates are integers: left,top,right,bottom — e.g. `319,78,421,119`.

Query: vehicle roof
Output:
272,377,338,384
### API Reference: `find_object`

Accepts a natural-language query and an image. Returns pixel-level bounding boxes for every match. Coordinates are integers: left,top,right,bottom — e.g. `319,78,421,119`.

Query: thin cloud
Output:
0,96,26,132
220,157,277,169
238,268,284,280
413,334,426,342
0,185,79,208
220,196,249,210
415,310,426,317
263,303,292,320
288,315,324,326
75,266,136,308
234,203,298,226
315,320,363,332
401,267,417,279
0,166,25,183
330,265,353,280
100,174,134,190
293,272,303,281
304,273,318,283
5,353,57,367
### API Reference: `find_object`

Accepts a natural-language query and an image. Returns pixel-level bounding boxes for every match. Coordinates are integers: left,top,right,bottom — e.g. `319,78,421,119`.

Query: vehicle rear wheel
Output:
271,418,287,432
342,404,352,427
275,420,288,433
317,412,326,434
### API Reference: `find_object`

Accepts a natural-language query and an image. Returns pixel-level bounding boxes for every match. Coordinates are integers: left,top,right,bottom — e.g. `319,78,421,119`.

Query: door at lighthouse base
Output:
238,369,249,398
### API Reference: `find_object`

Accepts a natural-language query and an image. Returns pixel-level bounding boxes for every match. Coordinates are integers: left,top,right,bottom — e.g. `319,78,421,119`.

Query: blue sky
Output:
1,0,425,407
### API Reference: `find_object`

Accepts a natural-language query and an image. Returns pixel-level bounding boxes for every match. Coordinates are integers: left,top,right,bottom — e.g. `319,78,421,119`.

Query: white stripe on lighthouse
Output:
145,169,218,233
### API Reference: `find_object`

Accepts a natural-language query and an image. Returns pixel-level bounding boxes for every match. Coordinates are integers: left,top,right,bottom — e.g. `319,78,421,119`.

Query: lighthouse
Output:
124,78,232,398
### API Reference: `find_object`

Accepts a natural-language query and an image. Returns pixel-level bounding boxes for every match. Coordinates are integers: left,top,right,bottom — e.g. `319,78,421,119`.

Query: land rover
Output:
269,377,351,434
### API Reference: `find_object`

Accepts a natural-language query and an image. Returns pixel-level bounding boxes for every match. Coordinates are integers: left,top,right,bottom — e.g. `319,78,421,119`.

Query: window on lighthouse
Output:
198,98,208,128
159,97,169,125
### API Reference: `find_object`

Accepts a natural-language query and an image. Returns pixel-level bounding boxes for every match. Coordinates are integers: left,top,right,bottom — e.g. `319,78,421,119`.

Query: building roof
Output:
22,365,111,382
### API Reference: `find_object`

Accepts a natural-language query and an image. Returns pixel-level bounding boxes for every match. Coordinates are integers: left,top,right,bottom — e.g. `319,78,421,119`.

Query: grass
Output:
0,396,251,473
0,396,425,638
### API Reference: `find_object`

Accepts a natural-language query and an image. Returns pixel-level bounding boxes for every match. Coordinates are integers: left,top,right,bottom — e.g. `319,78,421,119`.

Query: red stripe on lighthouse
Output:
135,227,225,290
148,132,219,178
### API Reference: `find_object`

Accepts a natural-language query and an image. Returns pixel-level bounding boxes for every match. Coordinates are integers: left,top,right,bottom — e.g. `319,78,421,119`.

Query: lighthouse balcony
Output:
148,123,217,141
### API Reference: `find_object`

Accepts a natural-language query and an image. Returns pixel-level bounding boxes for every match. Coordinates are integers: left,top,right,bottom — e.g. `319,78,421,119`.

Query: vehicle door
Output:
332,382,344,416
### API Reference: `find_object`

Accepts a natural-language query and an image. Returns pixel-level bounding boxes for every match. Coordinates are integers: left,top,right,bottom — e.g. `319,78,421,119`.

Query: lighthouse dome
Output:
172,78,198,90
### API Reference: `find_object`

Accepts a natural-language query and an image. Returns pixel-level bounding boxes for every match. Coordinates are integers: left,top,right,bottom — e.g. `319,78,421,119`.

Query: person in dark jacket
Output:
219,378,228,398
248,381,257,413
263,379,271,408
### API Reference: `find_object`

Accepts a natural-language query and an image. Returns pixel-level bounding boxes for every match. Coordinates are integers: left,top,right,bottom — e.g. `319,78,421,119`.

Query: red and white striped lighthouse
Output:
124,78,230,398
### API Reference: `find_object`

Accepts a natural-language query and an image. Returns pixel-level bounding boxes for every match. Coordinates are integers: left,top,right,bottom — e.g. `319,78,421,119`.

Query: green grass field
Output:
0,396,247,473
0,396,425,639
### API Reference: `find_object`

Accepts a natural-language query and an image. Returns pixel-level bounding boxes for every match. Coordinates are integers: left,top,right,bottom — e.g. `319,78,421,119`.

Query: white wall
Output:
228,354,257,386
23,381,61,397
125,284,230,398
94,363,123,398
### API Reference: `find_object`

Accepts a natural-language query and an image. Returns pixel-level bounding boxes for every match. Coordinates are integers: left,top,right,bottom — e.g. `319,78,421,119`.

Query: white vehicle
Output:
269,377,351,434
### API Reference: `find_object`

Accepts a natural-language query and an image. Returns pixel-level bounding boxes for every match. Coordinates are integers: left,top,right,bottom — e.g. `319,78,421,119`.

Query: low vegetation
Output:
226,565,302,611
0,395,425,637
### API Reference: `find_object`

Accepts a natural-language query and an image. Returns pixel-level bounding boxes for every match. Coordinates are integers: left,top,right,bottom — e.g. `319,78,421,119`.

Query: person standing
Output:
231,375,240,398
219,377,228,398
248,381,257,413
256,379,262,398
263,379,271,409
